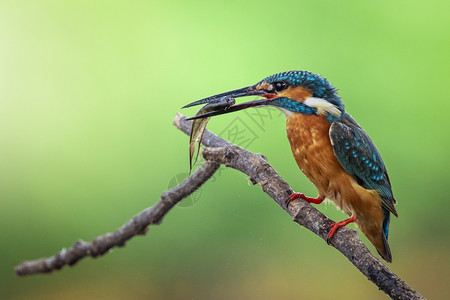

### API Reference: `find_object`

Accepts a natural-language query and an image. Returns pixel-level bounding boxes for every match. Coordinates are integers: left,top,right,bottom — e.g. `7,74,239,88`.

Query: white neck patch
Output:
303,97,341,117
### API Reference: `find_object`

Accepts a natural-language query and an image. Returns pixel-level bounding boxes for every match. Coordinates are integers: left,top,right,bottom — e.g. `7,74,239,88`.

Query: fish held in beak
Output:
189,96,235,172
184,85,271,172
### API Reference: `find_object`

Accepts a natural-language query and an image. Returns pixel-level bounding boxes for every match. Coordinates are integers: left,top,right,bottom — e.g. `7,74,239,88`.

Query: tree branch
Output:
14,160,220,276
14,112,425,300
173,113,425,300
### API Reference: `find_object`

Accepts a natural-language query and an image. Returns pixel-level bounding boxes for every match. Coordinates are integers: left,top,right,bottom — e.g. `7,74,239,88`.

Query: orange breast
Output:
285,113,386,253
286,114,342,199
285,114,383,220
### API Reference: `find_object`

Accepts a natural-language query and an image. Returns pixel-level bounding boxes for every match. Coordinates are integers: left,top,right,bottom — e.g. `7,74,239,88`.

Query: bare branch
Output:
14,160,220,276
14,112,425,300
173,113,425,300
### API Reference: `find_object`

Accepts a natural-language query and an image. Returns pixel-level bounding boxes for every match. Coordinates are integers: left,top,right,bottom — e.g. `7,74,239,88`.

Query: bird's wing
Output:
329,114,398,217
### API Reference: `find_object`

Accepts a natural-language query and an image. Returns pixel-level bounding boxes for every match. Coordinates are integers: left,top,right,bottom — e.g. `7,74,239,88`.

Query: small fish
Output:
189,96,235,172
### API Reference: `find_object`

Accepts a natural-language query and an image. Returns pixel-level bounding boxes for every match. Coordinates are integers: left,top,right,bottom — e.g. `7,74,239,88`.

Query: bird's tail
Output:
361,208,392,263
376,209,392,263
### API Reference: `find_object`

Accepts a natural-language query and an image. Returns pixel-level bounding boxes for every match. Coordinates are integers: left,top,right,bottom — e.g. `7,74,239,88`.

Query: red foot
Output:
288,193,324,204
327,215,357,244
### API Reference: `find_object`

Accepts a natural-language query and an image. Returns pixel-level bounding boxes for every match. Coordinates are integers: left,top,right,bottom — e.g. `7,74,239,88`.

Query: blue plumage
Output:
329,113,397,214
329,112,398,246
261,71,344,111
271,97,317,115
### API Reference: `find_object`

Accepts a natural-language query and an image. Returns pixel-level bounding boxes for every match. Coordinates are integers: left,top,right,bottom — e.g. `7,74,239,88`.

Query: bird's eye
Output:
273,81,287,92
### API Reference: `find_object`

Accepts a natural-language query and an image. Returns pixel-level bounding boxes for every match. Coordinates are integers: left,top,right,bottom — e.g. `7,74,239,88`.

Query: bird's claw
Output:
286,192,324,206
285,192,304,207
326,224,337,245
326,216,357,245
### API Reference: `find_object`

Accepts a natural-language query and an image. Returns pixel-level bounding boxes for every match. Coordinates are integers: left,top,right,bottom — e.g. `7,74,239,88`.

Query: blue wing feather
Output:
329,113,398,217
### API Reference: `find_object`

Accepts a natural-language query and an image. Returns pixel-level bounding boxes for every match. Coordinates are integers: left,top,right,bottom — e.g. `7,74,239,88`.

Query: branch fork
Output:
13,113,425,300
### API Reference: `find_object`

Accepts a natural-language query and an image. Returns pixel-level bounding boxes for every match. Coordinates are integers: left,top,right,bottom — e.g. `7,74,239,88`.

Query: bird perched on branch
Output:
183,71,398,262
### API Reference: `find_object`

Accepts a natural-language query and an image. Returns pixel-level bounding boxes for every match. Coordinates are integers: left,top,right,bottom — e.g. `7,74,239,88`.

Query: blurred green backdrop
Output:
1,0,449,299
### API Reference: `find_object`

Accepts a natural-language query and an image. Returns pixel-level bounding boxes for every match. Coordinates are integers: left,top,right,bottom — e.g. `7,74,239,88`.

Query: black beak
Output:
183,85,270,120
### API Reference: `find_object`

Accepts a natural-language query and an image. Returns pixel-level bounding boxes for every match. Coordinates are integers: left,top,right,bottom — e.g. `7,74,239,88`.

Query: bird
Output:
183,71,398,262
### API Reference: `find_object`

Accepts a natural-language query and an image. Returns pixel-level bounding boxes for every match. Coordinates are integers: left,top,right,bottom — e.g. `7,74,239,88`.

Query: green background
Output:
1,0,449,299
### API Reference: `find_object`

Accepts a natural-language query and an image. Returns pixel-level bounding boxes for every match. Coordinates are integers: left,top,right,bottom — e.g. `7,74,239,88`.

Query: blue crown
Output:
260,71,343,111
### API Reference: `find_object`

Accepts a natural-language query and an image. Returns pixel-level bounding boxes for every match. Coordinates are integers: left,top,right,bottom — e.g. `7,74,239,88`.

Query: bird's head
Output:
183,71,344,122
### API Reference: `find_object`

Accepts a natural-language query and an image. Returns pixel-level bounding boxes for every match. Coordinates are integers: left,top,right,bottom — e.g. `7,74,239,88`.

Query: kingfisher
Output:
183,71,398,262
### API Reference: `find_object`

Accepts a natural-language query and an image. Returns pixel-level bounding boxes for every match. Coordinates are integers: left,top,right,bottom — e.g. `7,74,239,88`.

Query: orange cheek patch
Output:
256,82,271,90
279,86,312,102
